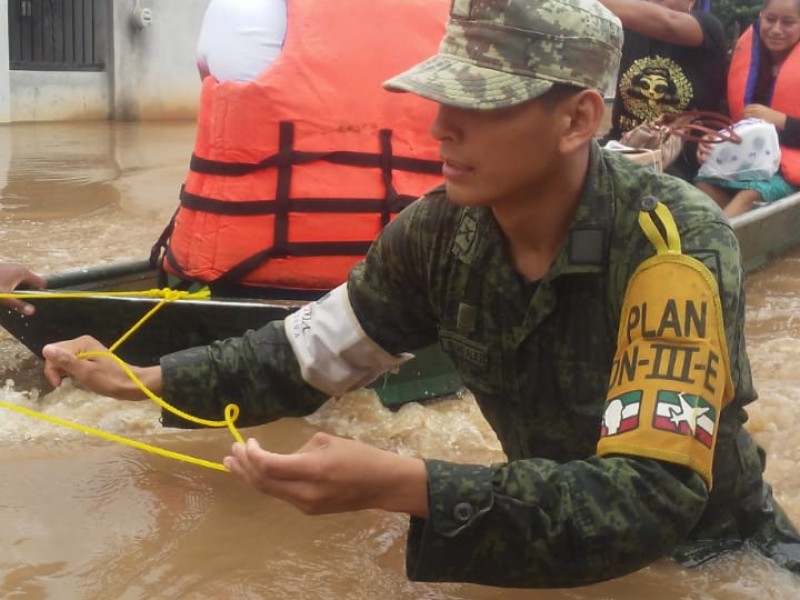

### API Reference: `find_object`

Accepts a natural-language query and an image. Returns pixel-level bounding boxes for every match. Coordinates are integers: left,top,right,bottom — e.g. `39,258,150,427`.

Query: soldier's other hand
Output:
223,433,429,517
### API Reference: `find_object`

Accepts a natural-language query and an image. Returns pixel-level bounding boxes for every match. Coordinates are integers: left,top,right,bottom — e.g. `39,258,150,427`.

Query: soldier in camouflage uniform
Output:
43,0,800,587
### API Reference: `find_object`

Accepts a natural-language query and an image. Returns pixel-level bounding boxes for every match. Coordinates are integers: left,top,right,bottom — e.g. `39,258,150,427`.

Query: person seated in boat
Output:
694,0,800,217
0,263,45,315
42,0,800,587
597,0,728,181
150,0,448,300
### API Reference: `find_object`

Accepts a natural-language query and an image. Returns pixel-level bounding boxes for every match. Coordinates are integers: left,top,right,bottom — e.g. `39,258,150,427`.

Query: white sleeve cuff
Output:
285,284,413,396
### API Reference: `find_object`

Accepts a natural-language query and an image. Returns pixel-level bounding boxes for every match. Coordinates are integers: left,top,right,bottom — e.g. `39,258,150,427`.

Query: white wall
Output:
0,0,210,123
9,71,109,121
0,0,10,122
110,0,210,121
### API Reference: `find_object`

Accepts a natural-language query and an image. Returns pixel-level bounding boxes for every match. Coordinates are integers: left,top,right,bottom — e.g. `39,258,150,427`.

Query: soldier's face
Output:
430,99,563,208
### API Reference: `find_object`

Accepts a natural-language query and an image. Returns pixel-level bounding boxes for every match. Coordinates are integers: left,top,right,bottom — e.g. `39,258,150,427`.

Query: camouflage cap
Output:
383,0,622,110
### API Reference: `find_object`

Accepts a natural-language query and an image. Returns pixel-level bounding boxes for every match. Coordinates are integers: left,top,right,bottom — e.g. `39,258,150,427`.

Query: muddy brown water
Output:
0,121,798,599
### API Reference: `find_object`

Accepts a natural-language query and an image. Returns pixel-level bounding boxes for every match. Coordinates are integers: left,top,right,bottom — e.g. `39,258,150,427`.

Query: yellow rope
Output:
77,350,244,442
0,288,212,301
0,287,244,472
0,398,229,472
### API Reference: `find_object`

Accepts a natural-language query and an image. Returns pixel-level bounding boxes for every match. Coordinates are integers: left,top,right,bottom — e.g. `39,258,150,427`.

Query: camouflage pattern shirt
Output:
161,143,774,587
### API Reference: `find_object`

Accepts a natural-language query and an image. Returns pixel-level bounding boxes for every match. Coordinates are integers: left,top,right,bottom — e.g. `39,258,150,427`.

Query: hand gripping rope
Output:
0,288,244,472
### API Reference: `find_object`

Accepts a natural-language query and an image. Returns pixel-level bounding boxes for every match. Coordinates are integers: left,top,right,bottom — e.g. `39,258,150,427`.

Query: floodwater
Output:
0,120,799,599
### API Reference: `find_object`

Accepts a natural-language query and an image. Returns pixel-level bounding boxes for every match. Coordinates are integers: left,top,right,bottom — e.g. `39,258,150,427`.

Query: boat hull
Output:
730,191,800,273
0,260,462,408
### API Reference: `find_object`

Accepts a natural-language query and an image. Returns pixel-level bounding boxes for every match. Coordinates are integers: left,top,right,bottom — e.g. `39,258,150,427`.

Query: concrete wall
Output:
109,0,209,121
9,71,109,121
0,0,209,123
0,0,10,123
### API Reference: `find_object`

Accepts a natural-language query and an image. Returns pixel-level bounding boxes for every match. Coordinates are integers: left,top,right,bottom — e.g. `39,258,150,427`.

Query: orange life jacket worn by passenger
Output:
727,23,800,185
154,0,447,294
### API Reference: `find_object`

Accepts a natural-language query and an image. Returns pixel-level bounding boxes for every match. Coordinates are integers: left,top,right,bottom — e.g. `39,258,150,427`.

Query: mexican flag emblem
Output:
653,391,716,448
601,391,642,437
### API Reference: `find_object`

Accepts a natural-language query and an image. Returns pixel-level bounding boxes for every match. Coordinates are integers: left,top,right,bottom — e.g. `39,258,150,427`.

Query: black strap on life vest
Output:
150,204,179,289
187,129,442,180
158,120,442,286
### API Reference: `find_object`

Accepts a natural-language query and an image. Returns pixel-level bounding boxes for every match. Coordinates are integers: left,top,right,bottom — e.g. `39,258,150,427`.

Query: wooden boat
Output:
2,189,799,407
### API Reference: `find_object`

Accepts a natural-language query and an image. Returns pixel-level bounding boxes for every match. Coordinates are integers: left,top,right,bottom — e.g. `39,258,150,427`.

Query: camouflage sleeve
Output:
157,193,445,428
346,194,444,353
406,457,707,587
159,320,329,428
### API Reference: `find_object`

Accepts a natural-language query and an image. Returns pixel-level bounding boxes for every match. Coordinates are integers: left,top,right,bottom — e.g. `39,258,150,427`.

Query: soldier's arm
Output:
40,197,438,427
157,198,440,427
158,321,330,427
406,456,706,587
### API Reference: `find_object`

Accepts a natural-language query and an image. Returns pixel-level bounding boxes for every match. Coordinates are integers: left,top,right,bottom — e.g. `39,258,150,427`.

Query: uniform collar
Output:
553,141,615,276
452,141,614,279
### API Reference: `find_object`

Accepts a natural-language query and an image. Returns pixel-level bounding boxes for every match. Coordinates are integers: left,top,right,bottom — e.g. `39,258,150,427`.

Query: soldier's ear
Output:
558,89,604,154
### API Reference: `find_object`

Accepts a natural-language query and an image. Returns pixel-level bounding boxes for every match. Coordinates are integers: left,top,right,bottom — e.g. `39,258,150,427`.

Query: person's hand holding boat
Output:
0,263,46,315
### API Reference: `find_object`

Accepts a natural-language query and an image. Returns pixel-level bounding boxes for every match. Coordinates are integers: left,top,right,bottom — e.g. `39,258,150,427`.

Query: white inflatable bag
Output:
698,118,781,182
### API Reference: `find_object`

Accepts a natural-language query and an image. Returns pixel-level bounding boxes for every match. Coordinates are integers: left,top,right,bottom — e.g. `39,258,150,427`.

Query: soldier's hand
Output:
42,336,161,400
0,263,46,315
223,433,429,517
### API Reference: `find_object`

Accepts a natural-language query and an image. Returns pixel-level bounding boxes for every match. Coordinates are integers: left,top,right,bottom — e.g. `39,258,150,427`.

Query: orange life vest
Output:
727,24,800,185
156,0,447,294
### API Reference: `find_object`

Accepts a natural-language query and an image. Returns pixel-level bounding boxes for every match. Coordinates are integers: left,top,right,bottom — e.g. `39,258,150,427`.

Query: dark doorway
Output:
8,0,107,71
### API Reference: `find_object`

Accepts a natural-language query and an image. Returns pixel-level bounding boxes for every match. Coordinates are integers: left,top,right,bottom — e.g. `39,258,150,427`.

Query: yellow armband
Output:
596,201,734,489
